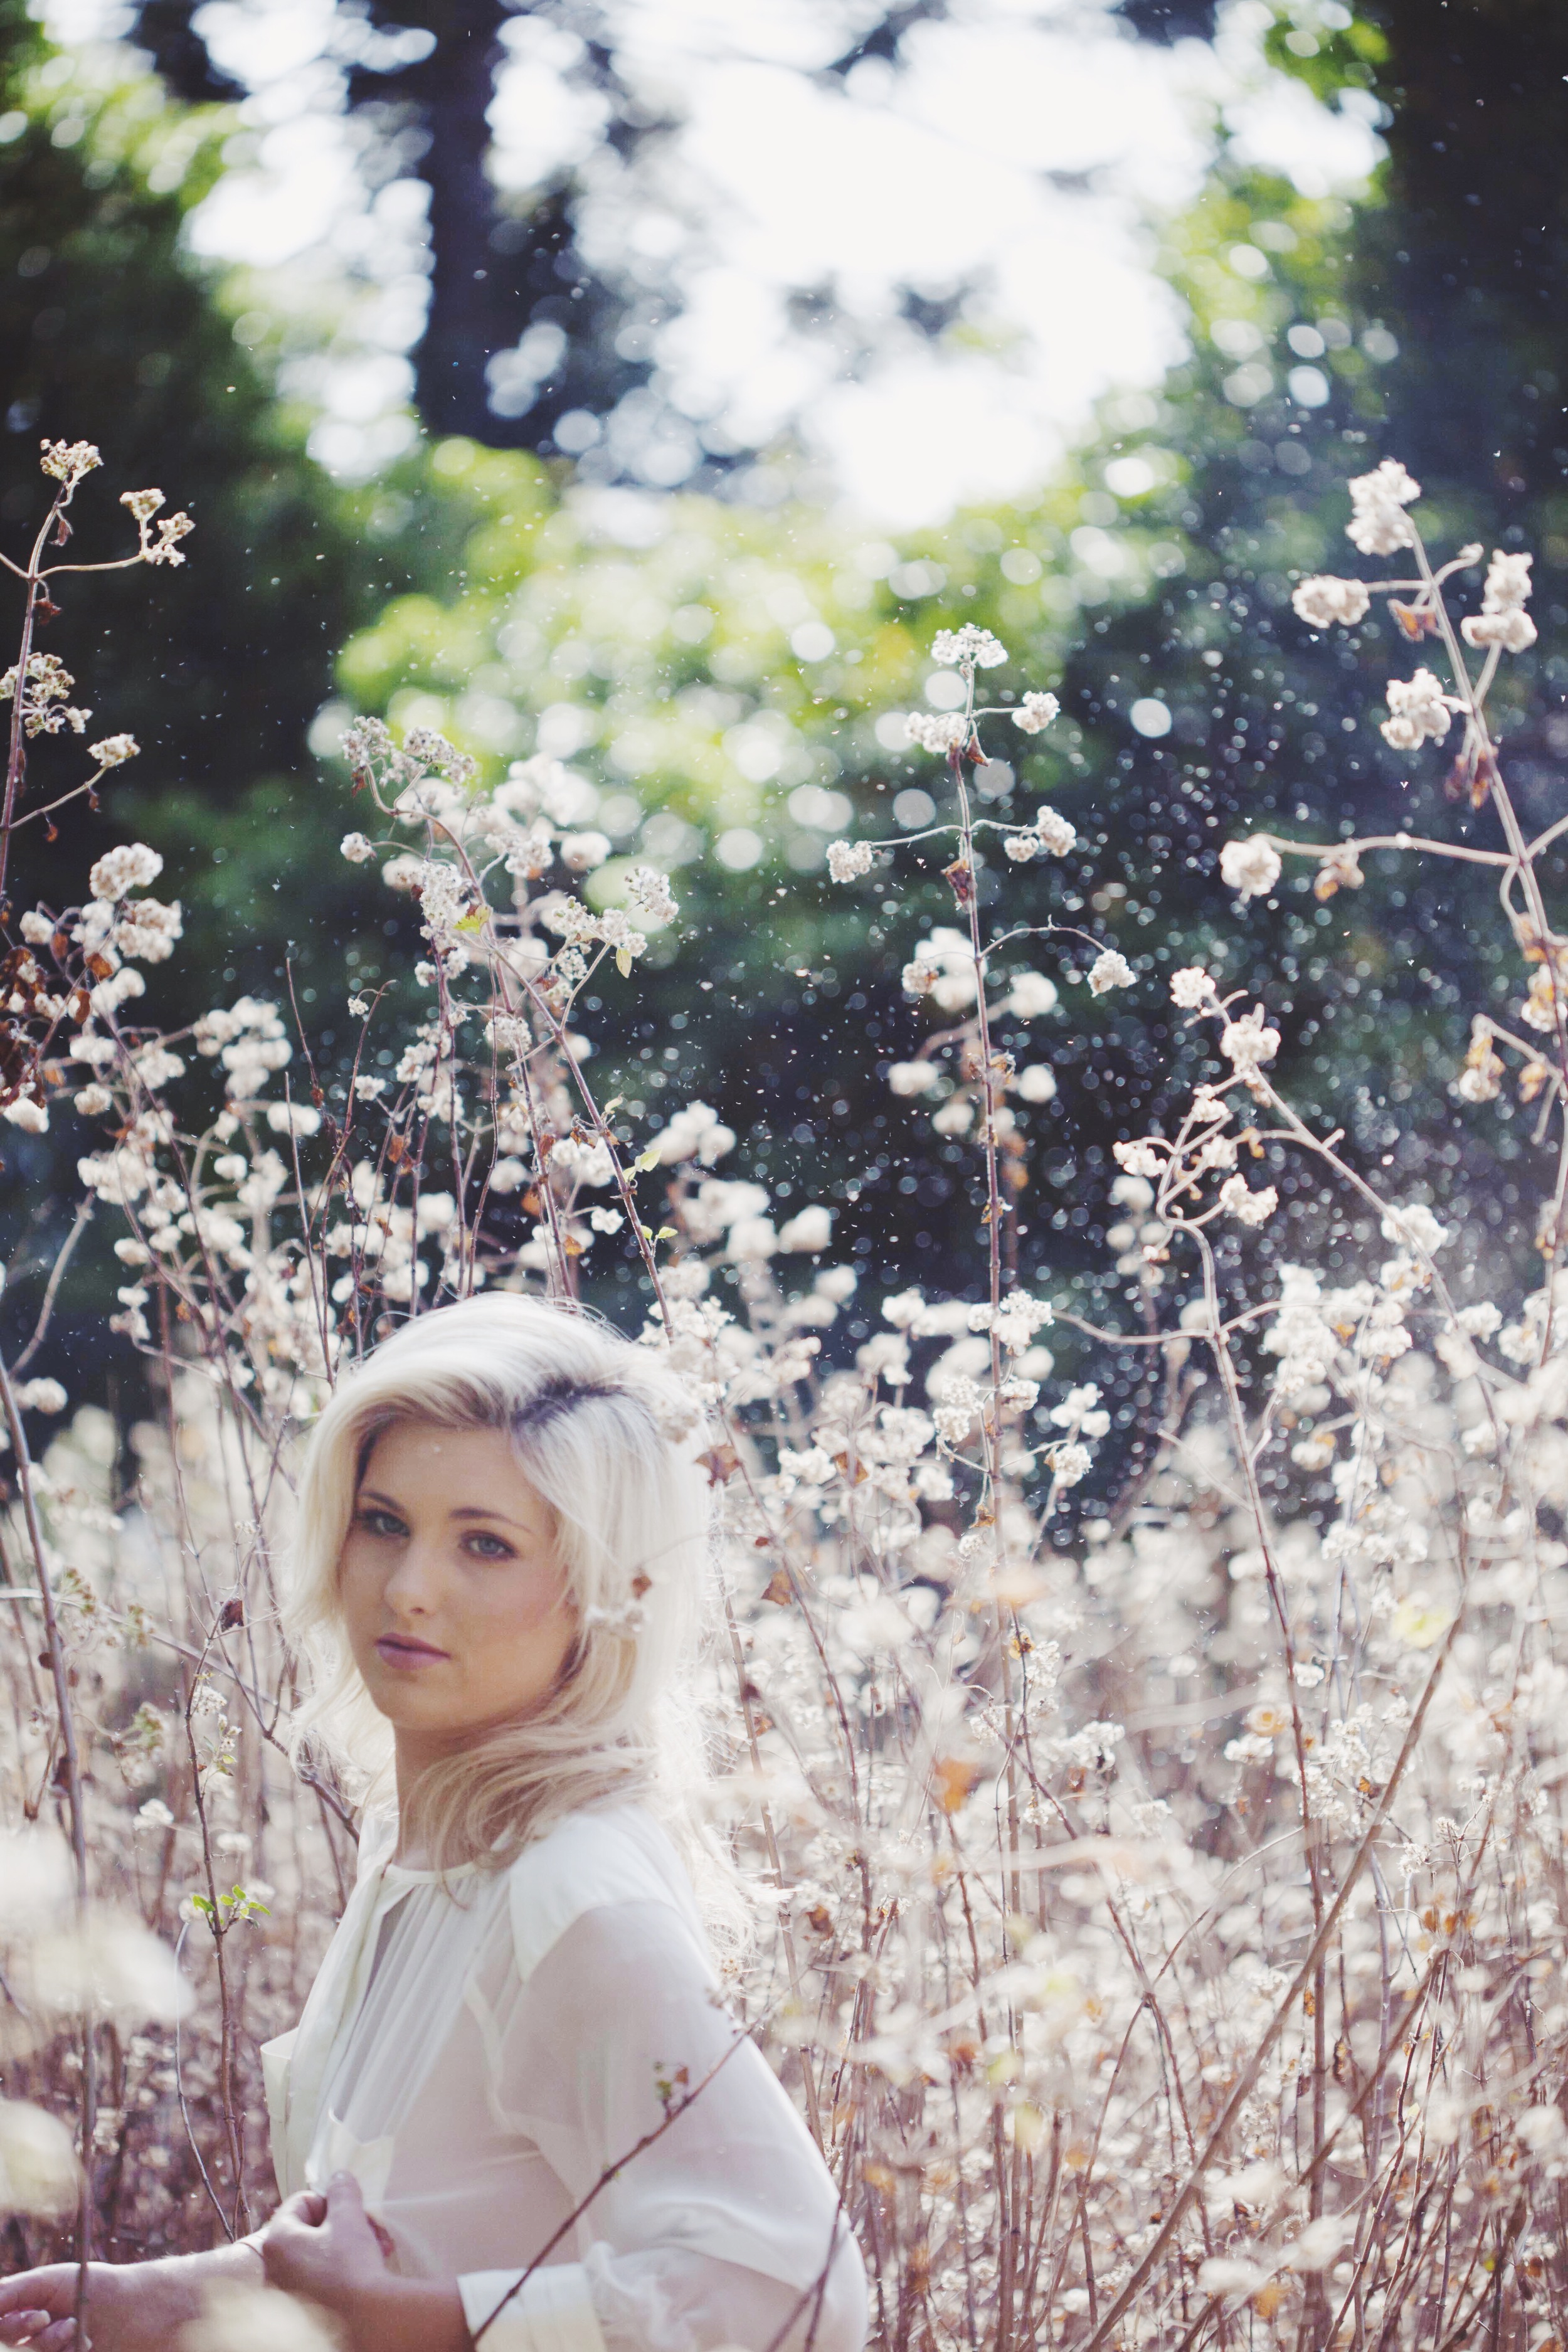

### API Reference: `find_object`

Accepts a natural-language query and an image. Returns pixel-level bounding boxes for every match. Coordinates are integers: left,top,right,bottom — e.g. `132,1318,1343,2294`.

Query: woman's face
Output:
339,1419,577,1766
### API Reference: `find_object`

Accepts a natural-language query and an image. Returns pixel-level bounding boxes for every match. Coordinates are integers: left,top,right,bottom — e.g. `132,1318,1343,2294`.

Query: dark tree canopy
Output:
131,0,671,452
1114,0,1220,41
0,0,371,885
1361,0,1568,499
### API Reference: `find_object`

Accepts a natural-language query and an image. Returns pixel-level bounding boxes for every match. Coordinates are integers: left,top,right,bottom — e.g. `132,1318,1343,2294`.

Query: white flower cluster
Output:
1,652,90,739
649,1101,736,1166
342,715,475,803
561,830,612,872
193,999,293,1102
1218,1172,1278,1226
117,484,194,566
1519,963,1563,1036
1088,949,1135,997
625,864,679,927
550,1133,616,1185
538,889,650,983
41,437,102,487
1346,457,1421,556
70,847,183,973
1219,1004,1281,1087
89,733,139,769
900,928,977,1010
1004,803,1076,861
1219,836,1281,901
904,711,968,756
324,1168,470,1306
336,724,683,1056
88,843,162,903
1169,966,1215,1010
972,1290,1054,1354
1011,691,1060,735
1006,971,1057,1017
1380,1200,1448,1259
1461,549,1536,653
827,839,876,882
1291,575,1370,629
1380,666,1458,751
1113,1062,1282,1229
930,625,1007,670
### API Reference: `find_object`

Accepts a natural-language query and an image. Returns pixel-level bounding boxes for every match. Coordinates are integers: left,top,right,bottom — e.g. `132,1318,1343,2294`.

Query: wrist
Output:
344,2273,472,2352
146,2238,266,2314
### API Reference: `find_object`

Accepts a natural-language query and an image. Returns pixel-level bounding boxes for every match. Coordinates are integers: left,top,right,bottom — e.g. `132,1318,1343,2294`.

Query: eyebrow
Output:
358,1488,532,1534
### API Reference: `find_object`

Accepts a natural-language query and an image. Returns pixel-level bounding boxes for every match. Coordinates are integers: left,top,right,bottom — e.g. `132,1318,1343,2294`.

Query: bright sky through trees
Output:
45,0,1383,517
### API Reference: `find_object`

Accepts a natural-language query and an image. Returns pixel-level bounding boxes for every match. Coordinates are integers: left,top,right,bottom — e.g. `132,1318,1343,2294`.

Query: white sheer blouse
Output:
260,1804,866,2352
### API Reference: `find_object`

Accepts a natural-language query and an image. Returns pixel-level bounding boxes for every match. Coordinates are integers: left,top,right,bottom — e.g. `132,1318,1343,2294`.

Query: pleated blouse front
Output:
260,1803,866,2352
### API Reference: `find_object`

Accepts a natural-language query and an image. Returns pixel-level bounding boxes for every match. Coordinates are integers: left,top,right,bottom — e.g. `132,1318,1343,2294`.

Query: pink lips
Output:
375,1633,450,1670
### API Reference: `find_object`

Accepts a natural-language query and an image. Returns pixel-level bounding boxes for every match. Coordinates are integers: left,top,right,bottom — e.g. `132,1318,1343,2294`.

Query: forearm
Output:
141,2233,266,2317
322,2274,471,2352
116,2230,265,2324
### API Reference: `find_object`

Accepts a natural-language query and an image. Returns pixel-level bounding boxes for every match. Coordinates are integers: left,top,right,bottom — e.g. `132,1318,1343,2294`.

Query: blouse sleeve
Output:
455,1899,866,2352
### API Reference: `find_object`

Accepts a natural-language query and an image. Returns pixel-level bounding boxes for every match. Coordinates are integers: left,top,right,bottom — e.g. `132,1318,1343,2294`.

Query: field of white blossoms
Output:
3,432,1567,2352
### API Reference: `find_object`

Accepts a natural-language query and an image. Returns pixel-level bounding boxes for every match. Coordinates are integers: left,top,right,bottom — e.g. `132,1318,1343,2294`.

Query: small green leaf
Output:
634,1148,660,1173
616,946,632,978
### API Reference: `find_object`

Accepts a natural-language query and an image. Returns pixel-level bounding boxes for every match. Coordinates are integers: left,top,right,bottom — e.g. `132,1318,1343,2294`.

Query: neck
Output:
390,1726,466,1862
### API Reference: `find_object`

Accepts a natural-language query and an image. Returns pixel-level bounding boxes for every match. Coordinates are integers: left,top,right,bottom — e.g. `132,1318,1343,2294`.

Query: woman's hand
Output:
259,2176,470,2352
258,2173,394,2312
0,2252,246,2352
0,2264,80,2352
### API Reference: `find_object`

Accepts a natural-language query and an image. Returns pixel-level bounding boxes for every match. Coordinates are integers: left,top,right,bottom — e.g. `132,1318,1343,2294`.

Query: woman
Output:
0,1296,866,2352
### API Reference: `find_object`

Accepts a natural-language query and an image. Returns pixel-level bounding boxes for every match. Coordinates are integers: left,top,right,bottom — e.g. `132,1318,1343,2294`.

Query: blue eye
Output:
464,1532,514,1559
359,1508,406,1539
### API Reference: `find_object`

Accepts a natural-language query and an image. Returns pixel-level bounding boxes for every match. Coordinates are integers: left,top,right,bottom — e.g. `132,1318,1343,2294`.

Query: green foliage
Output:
1261,3,1387,98
188,1883,269,1934
0,6,396,992
0,4,398,1361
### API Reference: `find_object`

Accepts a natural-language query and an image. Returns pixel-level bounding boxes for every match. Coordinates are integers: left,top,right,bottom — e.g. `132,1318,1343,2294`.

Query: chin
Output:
368,1673,456,1718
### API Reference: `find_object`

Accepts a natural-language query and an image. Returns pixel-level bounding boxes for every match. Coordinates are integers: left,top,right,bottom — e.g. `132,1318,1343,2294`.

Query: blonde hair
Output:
285,1294,721,1880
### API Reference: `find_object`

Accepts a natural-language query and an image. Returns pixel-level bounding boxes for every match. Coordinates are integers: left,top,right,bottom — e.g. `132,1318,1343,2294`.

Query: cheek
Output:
468,1577,577,1695
472,1565,572,1638
337,1541,379,1616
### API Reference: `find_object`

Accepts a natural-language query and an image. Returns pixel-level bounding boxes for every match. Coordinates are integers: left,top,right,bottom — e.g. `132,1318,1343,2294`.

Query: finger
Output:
34,2324,75,2352
0,2318,51,2345
275,2190,329,2228
327,2170,365,2211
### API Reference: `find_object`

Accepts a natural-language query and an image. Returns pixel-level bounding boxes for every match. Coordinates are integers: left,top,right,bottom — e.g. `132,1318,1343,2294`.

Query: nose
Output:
381,1540,443,1619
